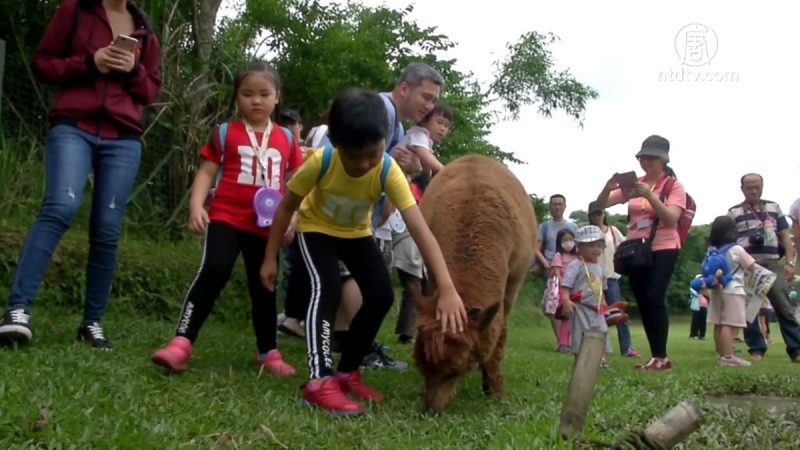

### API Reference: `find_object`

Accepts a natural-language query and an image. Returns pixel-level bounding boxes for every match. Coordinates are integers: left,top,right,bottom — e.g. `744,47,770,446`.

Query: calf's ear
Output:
468,302,501,331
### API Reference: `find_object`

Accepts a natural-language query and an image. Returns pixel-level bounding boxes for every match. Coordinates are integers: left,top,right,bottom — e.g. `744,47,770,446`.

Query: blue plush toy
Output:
690,243,737,291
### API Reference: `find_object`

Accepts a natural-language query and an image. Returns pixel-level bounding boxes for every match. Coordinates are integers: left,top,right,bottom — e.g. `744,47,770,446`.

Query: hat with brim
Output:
575,225,604,243
588,201,604,215
636,134,670,163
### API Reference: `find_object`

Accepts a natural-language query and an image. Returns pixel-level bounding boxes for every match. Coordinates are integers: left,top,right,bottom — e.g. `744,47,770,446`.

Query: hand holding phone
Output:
103,35,138,73
615,171,639,200
112,34,138,53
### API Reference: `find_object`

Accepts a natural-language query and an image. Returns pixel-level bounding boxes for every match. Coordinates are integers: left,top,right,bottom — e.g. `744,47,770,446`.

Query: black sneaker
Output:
77,322,112,351
398,334,415,345
360,342,408,372
0,309,33,345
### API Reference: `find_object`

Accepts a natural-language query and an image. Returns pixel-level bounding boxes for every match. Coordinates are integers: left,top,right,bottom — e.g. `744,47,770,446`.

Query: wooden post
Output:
559,330,606,438
643,400,704,448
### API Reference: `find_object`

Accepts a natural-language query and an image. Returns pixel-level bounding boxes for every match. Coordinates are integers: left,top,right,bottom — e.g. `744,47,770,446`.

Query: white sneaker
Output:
719,355,751,367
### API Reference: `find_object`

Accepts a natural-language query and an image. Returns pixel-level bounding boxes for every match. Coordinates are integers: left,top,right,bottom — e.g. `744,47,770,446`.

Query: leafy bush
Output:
0,228,252,320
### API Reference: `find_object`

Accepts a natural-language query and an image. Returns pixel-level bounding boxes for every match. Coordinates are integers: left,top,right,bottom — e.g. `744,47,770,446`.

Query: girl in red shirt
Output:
152,62,302,376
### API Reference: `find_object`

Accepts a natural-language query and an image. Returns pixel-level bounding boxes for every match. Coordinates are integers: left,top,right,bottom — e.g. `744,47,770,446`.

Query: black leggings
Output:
175,221,277,354
296,232,394,379
395,269,423,338
689,308,707,338
628,250,678,358
282,239,306,320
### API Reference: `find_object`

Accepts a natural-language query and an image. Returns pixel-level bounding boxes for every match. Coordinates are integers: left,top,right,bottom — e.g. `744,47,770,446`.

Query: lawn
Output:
1,282,799,449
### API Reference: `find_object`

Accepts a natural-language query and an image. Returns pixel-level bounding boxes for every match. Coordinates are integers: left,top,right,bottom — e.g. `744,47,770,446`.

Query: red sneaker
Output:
301,377,364,416
335,370,384,402
152,336,192,372
256,349,297,377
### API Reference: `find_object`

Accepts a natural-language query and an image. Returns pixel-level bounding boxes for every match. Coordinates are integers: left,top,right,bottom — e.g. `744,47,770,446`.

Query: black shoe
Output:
0,309,32,345
398,334,414,345
77,322,112,351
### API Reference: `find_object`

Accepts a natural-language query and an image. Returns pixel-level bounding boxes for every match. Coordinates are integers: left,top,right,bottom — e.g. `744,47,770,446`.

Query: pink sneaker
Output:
625,348,641,358
256,349,297,377
152,336,192,372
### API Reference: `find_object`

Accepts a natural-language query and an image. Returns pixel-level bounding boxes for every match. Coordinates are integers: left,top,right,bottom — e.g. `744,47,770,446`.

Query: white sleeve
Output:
789,197,800,221
406,128,432,151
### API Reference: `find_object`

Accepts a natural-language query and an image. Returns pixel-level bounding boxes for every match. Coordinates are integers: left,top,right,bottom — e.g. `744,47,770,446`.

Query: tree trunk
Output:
192,0,222,88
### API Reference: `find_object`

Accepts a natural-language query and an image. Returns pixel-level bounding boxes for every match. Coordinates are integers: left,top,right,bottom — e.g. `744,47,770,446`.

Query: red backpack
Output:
663,177,695,245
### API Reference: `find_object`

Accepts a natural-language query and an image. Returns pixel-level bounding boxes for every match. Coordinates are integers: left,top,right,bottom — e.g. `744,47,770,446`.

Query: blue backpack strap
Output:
379,92,403,152
378,153,391,191
213,122,229,188
218,122,229,160
540,221,549,249
317,144,333,183
370,154,394,230
279,126,294,146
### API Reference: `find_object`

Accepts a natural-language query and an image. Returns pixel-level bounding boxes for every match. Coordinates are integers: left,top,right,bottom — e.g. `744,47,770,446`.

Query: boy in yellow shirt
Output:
260,88,465,416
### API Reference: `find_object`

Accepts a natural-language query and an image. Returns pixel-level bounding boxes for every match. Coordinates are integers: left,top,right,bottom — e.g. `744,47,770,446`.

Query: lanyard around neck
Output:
580,256,605,308
745,202,767,226
244,120,273,172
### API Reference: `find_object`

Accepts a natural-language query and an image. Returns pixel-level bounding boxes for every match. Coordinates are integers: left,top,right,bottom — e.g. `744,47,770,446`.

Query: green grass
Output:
1,282,800,449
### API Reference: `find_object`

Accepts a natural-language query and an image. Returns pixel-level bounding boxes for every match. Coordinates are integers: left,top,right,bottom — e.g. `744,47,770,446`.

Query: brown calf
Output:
413,154,537,412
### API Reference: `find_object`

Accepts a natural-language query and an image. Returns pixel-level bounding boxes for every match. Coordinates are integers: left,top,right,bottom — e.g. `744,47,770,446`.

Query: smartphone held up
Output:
614,171,639,200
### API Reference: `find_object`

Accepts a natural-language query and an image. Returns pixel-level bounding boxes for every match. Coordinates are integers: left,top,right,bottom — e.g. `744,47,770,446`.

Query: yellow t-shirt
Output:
289,148,416,238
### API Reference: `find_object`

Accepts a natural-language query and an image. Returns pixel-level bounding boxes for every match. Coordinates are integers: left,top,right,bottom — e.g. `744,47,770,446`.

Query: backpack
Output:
691,243,737,290
315,145,391,229
662,177,696,245
212,122,295,188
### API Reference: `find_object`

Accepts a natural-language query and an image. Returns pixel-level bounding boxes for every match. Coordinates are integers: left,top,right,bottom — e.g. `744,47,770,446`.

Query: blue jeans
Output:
744,261,800,359
604,277,633,355
6,125,141,324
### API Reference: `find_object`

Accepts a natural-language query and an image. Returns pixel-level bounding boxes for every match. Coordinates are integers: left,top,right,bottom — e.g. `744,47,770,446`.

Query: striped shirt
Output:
726,200,789,261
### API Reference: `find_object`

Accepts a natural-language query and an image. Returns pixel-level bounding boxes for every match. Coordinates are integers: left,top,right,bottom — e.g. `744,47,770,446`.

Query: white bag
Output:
743,263,777,324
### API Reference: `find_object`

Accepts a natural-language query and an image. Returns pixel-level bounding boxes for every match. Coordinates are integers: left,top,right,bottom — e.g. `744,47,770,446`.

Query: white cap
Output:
575,225,604,243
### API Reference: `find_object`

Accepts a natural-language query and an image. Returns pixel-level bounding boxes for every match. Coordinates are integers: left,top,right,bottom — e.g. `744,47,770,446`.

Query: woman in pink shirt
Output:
596,135,686,371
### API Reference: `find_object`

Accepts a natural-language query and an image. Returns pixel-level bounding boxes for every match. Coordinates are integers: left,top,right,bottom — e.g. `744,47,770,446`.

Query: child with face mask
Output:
546,229,578,353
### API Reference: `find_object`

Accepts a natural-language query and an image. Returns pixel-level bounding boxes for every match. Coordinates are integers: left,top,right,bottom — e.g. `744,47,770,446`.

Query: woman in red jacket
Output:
0,0,160,350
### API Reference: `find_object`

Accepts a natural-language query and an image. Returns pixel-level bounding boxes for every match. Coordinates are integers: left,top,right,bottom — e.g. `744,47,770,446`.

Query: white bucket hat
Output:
575,225,604,243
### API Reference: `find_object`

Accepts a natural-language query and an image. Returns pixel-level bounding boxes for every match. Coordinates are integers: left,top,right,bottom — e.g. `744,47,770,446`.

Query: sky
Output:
222,0,800,224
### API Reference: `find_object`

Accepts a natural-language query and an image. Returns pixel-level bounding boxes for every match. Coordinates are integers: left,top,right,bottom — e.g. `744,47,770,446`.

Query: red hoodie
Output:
31,0,161,138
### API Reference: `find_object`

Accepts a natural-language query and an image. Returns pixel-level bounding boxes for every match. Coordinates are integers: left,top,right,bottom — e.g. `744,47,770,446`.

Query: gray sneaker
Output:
360,343,408,371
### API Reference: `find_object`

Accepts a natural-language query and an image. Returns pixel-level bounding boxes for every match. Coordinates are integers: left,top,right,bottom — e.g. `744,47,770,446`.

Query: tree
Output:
242,0,597,164
569,210,588,225
2,0,598,238
489,31,598,126
530,194,549,225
